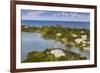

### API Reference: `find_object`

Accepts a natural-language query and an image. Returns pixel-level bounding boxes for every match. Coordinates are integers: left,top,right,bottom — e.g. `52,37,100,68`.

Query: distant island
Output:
21,25,90,62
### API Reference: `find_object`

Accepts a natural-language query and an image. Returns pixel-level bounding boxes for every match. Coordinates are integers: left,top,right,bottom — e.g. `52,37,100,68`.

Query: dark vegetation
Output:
23,48,87,63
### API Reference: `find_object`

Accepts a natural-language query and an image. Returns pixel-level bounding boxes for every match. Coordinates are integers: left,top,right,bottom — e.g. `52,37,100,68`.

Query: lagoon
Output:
21,32,90,61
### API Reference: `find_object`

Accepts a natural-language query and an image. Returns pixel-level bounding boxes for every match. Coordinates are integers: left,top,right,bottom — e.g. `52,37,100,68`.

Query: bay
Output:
21,32,90,61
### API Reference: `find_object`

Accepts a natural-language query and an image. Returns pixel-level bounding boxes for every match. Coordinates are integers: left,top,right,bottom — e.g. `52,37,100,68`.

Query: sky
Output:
21,10,90,22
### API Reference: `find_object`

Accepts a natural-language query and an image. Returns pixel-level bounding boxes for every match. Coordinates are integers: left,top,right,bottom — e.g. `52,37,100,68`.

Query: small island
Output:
23,48,87,63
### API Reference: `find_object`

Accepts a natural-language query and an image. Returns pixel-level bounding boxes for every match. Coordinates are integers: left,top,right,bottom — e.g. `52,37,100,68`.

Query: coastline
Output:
21,25,90,62
21,25,90,51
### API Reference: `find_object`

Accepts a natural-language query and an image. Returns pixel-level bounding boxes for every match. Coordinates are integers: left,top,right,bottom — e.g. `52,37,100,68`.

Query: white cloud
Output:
22,10,90,22
27,11,44,16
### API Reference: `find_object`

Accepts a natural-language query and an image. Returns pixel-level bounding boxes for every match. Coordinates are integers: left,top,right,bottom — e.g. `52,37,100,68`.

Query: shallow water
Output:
21,32,90,61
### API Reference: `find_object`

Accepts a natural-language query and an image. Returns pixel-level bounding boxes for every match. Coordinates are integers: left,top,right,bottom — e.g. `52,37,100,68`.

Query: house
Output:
50,49,65,58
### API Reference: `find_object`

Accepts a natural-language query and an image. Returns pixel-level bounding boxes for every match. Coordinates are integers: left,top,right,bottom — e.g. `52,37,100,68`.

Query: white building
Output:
50,49,65,58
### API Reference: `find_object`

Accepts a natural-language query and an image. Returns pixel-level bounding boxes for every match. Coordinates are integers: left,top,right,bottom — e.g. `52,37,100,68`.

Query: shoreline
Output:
21,25,90,51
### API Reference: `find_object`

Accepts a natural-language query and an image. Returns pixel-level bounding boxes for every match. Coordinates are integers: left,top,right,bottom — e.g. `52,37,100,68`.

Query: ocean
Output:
21,20,90,29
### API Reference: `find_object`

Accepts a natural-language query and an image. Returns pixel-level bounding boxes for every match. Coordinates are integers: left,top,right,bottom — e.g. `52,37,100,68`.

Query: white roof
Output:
50,49,65,57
